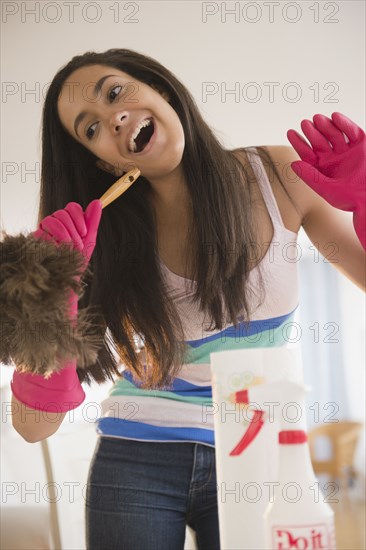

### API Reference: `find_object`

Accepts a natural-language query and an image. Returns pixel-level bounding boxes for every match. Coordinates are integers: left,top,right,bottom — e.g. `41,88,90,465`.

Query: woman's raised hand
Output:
287,112,366,250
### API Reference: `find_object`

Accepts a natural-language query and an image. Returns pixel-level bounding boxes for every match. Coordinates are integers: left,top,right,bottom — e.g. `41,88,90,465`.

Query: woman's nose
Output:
110,111,129,133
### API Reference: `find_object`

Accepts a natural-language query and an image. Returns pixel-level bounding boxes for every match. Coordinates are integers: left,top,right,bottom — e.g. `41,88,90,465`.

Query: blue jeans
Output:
85,436,221,550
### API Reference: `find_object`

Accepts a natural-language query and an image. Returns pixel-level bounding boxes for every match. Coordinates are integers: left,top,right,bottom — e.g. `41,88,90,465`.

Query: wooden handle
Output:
99,167,141,208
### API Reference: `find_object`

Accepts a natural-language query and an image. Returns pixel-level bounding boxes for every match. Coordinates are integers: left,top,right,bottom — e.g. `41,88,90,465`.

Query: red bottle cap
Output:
279,430,307,444
234,389,249,403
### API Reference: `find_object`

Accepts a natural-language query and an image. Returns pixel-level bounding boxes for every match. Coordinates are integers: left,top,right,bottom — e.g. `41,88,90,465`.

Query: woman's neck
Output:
148,168,190,229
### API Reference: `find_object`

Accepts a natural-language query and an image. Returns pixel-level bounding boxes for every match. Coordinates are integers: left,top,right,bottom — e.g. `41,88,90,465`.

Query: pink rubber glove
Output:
287,112,366,250
10,200,102,412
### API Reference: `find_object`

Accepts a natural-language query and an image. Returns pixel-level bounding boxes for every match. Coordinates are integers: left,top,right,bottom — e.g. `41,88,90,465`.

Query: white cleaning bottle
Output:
235,380,336,550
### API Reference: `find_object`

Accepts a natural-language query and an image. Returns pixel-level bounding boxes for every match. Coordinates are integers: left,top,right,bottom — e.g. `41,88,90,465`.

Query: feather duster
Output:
0,168,141,379
0,232,103,378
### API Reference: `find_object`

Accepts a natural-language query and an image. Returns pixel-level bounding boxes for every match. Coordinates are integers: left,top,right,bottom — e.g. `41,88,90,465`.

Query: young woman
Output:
10,49,365,550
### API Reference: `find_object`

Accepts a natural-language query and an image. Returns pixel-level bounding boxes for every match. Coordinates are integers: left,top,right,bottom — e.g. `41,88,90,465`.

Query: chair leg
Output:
349,466,358,487
339,472,351,505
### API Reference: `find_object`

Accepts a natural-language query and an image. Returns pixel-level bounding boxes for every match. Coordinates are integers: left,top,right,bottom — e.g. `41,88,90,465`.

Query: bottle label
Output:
271,522,336,549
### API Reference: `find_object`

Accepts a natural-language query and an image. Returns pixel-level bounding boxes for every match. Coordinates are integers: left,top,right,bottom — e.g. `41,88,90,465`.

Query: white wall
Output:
1,1,365,231
1,1,365,549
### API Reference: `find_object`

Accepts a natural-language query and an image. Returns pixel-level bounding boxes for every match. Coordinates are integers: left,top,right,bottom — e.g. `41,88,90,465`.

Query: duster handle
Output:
99,167,141,209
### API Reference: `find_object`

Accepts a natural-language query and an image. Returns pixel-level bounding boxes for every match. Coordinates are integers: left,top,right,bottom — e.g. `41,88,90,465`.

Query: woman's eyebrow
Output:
74,74,119,137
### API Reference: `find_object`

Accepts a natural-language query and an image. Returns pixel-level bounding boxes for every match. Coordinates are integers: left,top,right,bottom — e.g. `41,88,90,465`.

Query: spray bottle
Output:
233,379,336,550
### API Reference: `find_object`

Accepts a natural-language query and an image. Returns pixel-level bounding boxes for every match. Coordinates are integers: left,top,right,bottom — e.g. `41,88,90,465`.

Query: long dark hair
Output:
40,48,299,390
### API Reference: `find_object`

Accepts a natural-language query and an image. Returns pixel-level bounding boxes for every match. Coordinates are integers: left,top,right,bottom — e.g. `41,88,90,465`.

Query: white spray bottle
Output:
234,379,336,550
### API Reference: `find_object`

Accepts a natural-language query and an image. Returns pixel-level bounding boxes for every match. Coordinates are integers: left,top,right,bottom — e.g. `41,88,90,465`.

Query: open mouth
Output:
128,118,155,154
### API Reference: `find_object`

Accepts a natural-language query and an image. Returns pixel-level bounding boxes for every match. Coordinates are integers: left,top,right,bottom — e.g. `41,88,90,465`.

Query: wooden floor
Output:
329,484,366,549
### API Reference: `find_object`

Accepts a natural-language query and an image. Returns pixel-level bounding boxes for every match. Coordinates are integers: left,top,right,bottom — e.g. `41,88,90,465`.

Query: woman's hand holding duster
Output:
9,200,102,412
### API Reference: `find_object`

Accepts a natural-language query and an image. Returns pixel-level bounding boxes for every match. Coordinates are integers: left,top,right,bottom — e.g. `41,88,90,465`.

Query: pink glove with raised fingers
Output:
287,112,366,250
10,200,102,412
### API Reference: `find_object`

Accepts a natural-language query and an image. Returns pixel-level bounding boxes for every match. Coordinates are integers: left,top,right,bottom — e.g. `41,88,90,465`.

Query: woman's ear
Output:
96,159,124,176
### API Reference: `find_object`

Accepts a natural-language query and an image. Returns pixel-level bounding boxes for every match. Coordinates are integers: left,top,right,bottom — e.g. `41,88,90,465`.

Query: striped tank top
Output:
96,147,300,447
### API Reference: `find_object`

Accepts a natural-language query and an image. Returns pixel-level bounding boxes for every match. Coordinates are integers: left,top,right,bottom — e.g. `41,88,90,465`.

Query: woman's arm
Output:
264,144,366,292
11,393,67,443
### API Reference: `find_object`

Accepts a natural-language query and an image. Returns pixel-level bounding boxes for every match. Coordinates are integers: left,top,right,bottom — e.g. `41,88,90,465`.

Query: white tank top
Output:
96,147,300,447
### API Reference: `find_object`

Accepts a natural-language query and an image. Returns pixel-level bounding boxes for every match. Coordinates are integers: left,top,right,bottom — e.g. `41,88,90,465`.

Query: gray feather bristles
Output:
0,232,104,378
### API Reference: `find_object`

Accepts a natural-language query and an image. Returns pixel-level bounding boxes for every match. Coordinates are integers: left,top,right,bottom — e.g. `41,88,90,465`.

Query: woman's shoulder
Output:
231,145,303,234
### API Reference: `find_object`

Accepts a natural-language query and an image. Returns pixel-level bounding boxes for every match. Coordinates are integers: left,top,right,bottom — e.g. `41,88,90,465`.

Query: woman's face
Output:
57,64,185,180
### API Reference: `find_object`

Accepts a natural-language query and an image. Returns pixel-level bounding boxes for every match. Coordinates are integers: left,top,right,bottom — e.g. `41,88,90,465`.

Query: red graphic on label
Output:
272,524,335,549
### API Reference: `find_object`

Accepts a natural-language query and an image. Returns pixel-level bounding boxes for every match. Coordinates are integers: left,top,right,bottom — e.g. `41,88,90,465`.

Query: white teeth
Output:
129,118,152,153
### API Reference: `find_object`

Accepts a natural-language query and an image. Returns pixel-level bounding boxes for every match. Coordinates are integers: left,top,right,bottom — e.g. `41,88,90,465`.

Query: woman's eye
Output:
86,123,97,141
109,85,122,102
